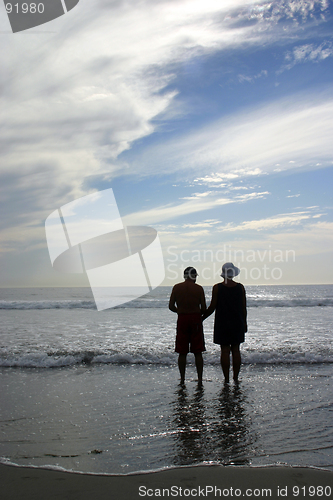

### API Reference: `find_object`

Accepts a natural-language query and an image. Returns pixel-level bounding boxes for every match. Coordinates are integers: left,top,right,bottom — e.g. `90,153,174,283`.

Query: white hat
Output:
221,262,240,278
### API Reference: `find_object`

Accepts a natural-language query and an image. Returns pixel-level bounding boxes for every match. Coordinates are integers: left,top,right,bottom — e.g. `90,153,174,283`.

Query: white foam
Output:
0,300,95,310
0,297,332,310
0,350,332,368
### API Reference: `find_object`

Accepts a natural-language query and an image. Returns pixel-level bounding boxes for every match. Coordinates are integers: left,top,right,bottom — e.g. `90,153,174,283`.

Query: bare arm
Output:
202,284,218,320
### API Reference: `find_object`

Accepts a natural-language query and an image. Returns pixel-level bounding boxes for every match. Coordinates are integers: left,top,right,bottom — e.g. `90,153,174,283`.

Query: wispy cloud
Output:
155,207,326,245
1,0,331,268
183,219,220,226
2,0,329,202
221,210,323,232
133,91,333,180
123,190,270,226
286,193,300,198
181,191,214,200
238,70,268,84
230,221,333,258
193,170,262,187
279,41,333,73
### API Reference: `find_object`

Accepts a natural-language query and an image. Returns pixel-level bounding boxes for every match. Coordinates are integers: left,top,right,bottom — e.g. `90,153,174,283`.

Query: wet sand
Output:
1,463,332,499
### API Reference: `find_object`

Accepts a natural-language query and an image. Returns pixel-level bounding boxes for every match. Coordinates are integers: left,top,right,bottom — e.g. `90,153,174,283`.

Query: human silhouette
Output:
203,262,247,383
169,267,207,385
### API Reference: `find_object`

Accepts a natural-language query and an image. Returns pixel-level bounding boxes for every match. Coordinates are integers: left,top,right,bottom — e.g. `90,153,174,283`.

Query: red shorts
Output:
175,313,205,354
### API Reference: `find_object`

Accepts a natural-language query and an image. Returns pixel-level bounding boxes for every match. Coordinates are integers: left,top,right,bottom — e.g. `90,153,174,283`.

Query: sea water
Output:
0,285,332,473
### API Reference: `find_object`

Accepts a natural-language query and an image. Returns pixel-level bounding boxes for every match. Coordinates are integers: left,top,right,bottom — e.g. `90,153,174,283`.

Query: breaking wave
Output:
1,349,332,368
1,297,332,310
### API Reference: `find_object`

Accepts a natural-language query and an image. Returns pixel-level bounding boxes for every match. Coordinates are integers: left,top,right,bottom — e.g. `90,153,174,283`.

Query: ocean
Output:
0,285,332,474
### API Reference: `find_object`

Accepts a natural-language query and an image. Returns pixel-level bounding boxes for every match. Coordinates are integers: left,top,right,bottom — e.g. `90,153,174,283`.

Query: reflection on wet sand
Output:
171,385,208,464
170,383,255,466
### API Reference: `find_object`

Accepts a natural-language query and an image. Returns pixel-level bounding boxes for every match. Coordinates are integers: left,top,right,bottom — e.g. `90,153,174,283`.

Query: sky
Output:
1,0,333,287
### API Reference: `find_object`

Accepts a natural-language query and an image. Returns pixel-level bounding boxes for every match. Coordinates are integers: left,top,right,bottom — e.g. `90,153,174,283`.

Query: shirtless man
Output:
169,267,207,386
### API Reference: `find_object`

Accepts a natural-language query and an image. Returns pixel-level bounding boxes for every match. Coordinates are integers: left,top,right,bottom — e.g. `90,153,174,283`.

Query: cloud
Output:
160,217,333,285
286,193,300,198
182,219,221,229
156,208,326,248
181,191,214,200
133,91,333,180
2,1,329,189
221,210,322,232
230,221,333,258
155,207,329,256
238,70,268,83
279,41,333,73
0,0,331,254
123,190,270,226
194,171,259,186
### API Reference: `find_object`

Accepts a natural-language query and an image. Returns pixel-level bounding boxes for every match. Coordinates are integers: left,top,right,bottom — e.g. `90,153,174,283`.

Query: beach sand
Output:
1,463,332,500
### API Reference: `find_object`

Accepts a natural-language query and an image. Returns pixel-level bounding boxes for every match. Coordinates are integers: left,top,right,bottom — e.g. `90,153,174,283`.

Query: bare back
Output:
169,279,206,314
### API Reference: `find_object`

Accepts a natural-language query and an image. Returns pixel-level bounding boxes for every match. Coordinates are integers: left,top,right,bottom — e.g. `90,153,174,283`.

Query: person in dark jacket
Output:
202,262,247,383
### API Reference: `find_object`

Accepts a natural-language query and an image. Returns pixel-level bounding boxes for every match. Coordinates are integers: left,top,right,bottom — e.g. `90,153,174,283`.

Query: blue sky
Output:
1,0,332,286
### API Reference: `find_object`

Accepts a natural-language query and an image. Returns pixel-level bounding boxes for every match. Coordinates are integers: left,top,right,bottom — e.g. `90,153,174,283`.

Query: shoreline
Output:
2,463,333,500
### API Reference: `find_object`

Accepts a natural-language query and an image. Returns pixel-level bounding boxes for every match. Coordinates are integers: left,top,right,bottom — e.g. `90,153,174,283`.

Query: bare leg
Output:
178,354,187,384
194,353,203,386
220,346,230,383
231,344,241,382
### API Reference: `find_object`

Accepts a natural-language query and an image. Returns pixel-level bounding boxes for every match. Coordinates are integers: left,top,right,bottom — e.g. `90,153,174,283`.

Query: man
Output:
169,267,207,386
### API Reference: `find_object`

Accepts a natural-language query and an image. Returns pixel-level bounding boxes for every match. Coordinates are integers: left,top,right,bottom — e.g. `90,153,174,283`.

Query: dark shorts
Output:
175,313,205,354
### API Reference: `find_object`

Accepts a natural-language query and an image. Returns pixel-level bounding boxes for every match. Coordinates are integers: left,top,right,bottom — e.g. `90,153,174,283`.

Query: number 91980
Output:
5,3,45,14
293,486,332,497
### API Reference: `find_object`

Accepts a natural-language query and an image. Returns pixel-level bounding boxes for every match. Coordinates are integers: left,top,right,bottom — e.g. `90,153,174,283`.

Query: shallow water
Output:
0,363,332,473
1,286,332,367
0,285,332,473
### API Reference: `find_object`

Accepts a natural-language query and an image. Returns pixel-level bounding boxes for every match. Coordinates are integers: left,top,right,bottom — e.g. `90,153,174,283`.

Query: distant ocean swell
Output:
1,298,333,310
1,350,332,368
